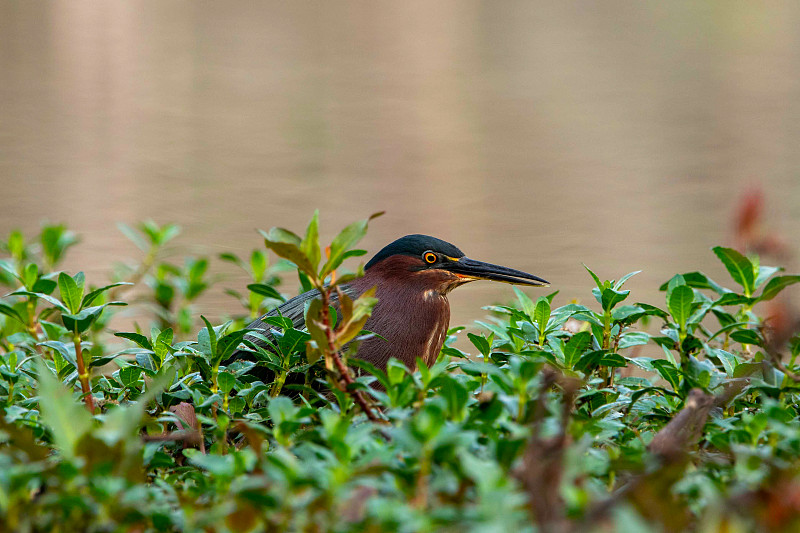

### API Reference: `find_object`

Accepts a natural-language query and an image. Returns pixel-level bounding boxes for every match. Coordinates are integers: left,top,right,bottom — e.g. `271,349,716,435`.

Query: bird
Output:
233,234,548,374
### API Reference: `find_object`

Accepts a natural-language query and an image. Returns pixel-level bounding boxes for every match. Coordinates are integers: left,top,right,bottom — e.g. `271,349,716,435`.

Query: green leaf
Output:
601,288,629,312
260,228,316,278
247,283,286,302
32,277,57,295
614,270,641,290
759,275,800,302
81,282,132,308
651,360,680,391
564,331,592,369
115,332,153,351
634,302,669,319
9,290,70,314
219,252,245,270
39,340,77,368
301,210,321,273
0,302,26,326
22,263,38,290
321,212,383,277
583,263,603,291
513,286,536,319
754,265,782,289
599,353,626,367
217,371,236,394
34,358,93,459
57,272,83,314
268,396,299,425
533,296,551,342
117,222,149,251
154,328,173,366
251,250,268,279
467,333,491,357
668,285,694,330
730,329,763,347
658,271,730,296
213,329,249,366
664,274,686,302
618,331,650,349
574,350,604,374
712,246,755,296
62,303,126,334
40,225,78,267
119,366,143,388
198,315,218,360
714,293,755,307
277,328,310,356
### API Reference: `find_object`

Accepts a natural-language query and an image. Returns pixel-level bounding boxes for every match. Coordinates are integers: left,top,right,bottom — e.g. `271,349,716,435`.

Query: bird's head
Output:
364,234,549,294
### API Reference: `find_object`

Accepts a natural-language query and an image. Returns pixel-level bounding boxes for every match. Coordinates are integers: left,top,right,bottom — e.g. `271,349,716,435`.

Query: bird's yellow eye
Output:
424,252,437,264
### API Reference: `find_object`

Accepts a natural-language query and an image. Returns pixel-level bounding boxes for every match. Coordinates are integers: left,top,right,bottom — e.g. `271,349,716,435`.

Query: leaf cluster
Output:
1,220,800,532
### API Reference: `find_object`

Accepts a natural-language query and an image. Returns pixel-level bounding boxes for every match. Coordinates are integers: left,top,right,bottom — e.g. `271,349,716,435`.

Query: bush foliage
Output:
1,216,800,532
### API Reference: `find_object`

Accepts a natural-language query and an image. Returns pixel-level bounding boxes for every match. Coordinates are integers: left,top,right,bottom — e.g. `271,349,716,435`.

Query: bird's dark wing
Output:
234,286,353,356
247,288,320,333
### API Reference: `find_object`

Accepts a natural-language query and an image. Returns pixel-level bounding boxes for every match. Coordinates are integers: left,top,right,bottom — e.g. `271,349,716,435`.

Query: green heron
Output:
236,234,548,373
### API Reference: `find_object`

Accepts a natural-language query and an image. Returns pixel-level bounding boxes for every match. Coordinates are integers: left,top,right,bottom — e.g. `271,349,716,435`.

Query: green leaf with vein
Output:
712,246,755,296
668,285,694,331
758,275,800,302
58,272,83,314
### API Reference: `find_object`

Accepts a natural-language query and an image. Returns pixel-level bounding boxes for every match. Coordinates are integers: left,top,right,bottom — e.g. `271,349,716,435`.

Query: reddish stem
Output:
318,286,381,423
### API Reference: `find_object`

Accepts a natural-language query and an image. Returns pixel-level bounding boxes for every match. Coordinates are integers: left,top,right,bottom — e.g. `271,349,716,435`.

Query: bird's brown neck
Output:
347,257,452,371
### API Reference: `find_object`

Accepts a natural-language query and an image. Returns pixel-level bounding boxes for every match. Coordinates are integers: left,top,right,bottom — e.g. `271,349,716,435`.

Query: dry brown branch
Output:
648,388,714,459
142,402,205,453
516,369,580,533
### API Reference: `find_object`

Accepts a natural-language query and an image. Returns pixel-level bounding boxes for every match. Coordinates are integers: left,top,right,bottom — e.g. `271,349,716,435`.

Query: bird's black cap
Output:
365,234,465,270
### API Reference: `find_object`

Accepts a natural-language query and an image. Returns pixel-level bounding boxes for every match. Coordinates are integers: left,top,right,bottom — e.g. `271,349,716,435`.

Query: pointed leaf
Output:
321,212,384,277
114,332,153,351
198,315,217,360
260,234,315,278
81,282,132,308
8,290,70,314
759,275,800,302
0,302,25,326
467,333,491,357
533,296,551,336
513,286,536,319
583,263,603,291
217,371,236,394
119,366,143,388
301,210,321,273
601,288,629,312
755,265,782,289
57,272,83,314
62,302,126,333
564,331,592,369
247,283,286,302
712,246,755,295
668,285,694,330
614,270,641,290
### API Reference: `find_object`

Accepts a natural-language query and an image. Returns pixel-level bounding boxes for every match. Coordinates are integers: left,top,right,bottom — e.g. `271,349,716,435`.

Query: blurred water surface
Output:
2,1,800,328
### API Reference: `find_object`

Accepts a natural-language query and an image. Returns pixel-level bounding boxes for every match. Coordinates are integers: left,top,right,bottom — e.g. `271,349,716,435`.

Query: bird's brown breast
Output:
348,272,451,371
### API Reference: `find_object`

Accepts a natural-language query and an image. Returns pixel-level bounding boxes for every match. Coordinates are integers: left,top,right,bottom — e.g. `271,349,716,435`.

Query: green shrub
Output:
1,217,799,532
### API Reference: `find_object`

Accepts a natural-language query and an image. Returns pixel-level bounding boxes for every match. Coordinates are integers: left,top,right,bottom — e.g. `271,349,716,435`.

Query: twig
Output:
72,332,95,414
516,369,579,533
318,286,383,424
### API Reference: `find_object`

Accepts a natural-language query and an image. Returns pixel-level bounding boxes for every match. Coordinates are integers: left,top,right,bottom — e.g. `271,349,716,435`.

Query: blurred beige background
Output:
2,1,799,327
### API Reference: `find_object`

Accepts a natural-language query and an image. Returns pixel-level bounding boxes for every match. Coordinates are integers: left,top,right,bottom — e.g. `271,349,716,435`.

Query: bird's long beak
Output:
444,257,549,286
